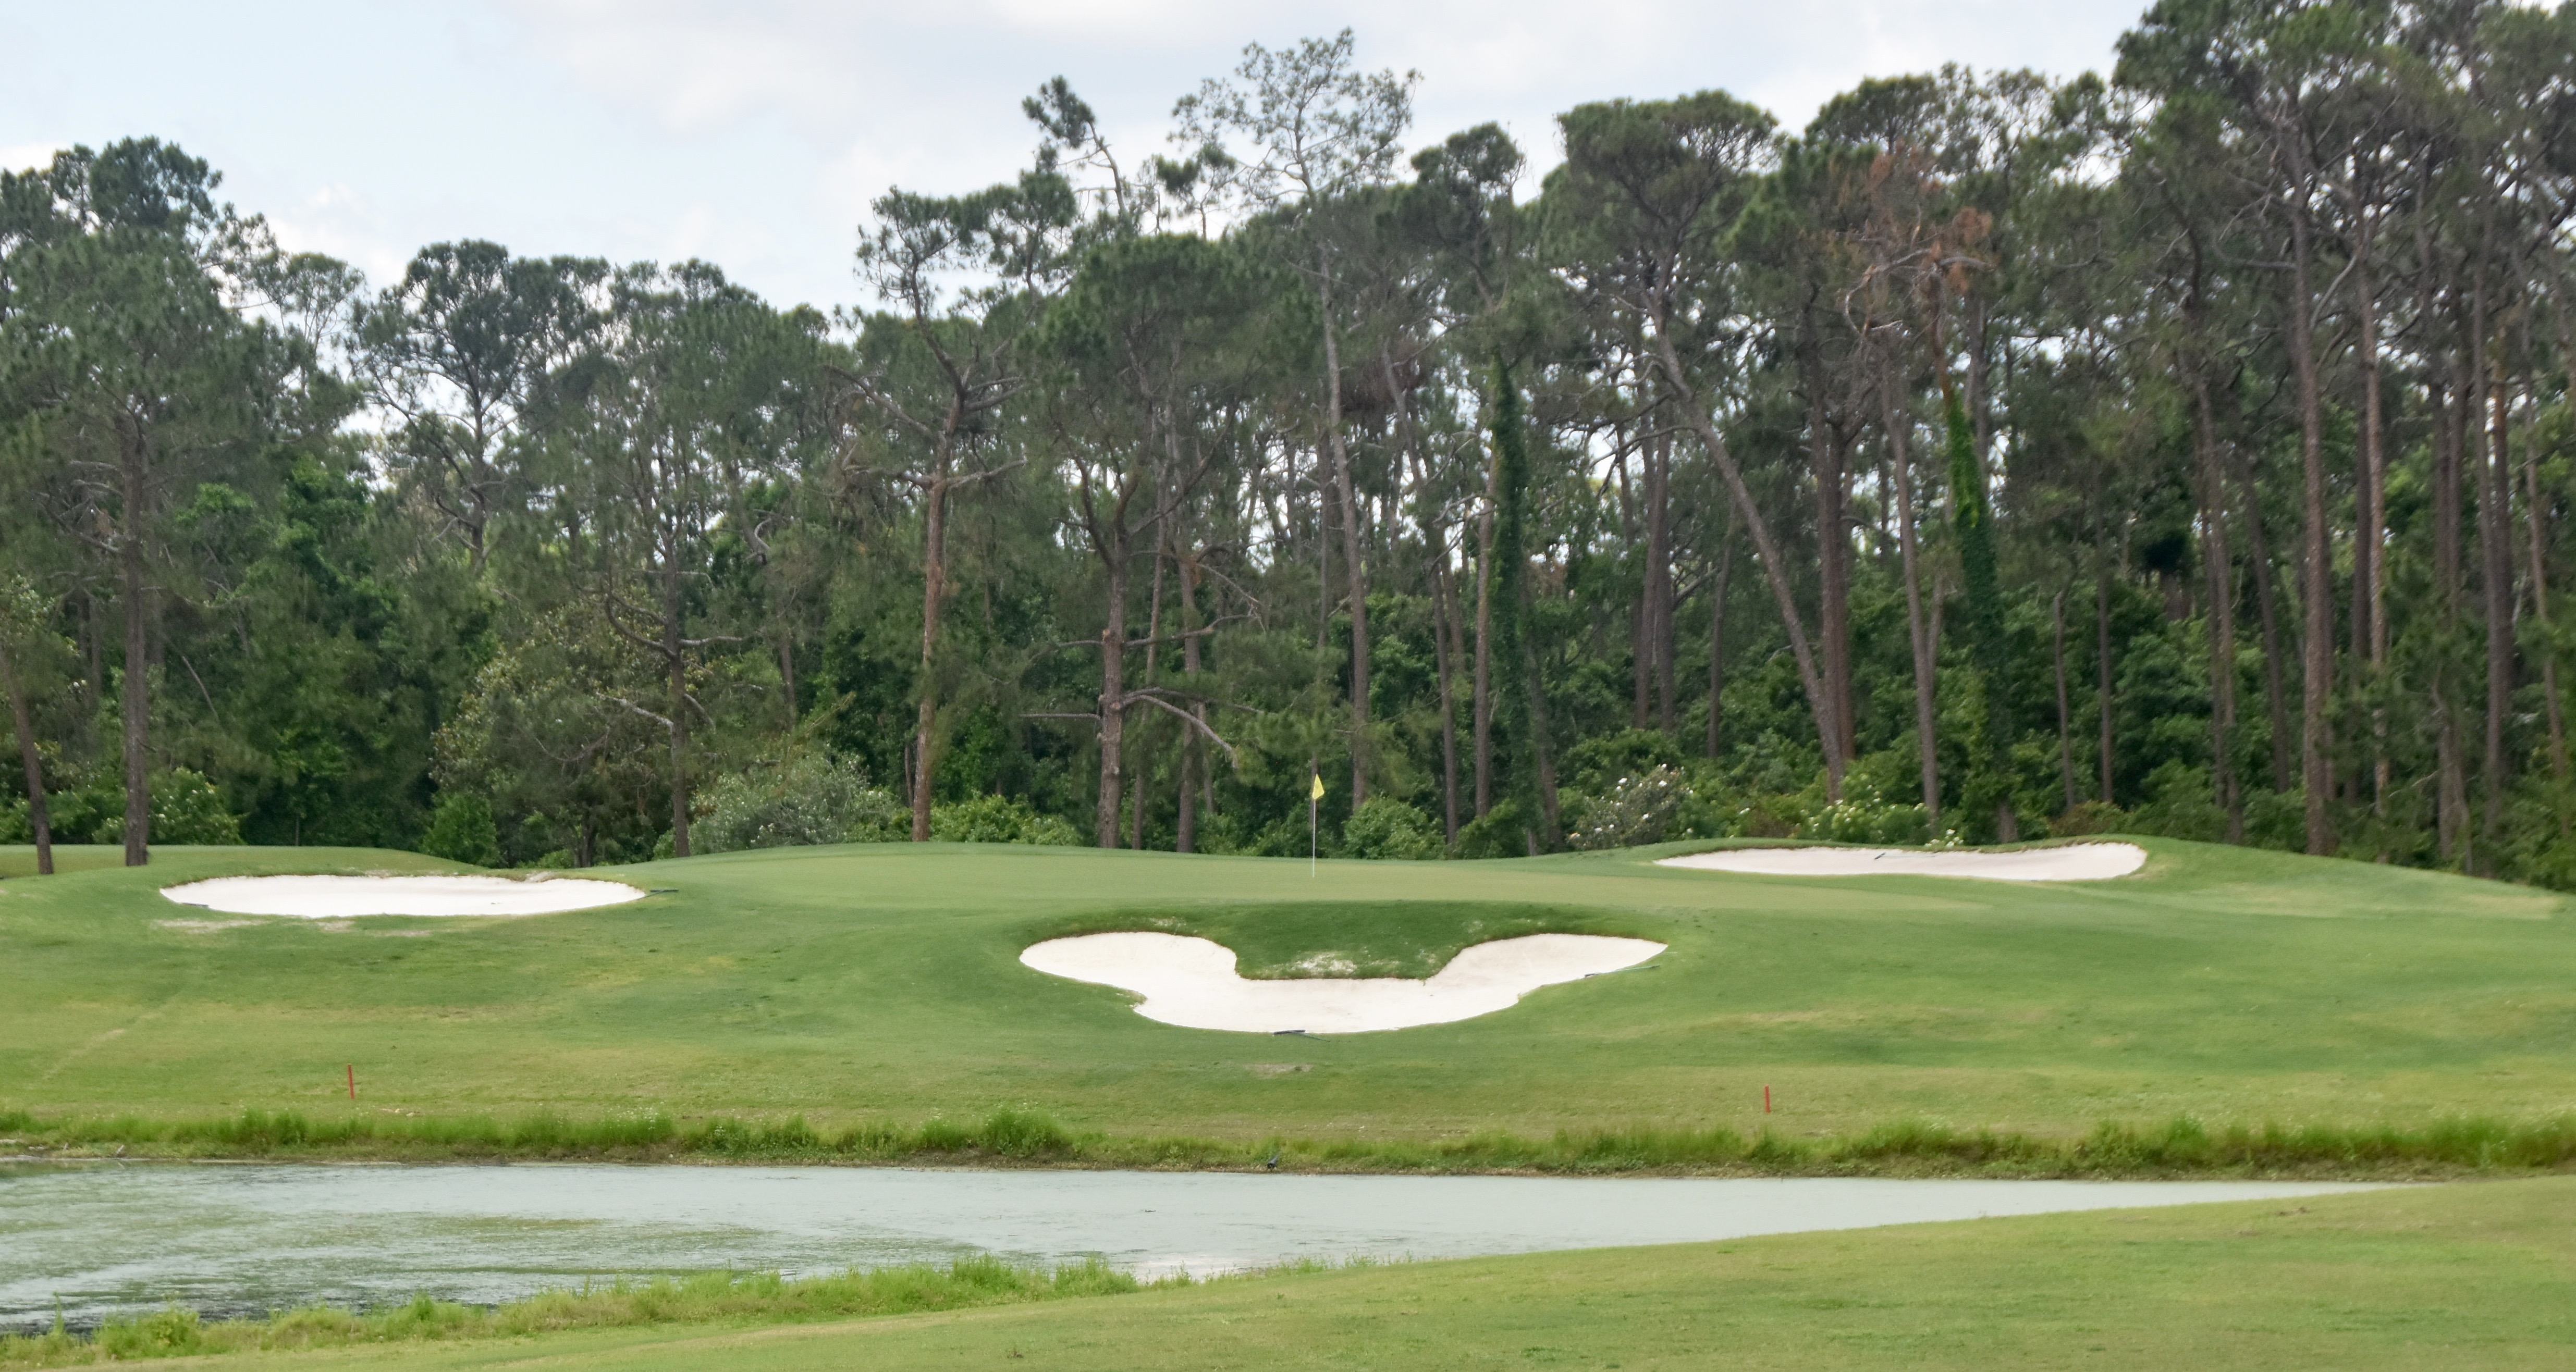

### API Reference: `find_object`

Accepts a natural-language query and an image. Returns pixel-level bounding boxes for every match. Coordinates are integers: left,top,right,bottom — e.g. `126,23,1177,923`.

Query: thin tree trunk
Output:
1096,545,1128,849
2483,353,2517,840
2354,212,2390,814
1811,384,1854,764
1888,380,1940,830
2053,591,2079,814
2096,529,2116,806
1649,327,1844,800
1318,267,1369,808
2421,200,2471,861
0,628,51,875
2192,372,2245,843
1132,546,1167,850
1432,532,1463,844
664,548,691,859
1707,522,1736,760
2284,189,2334,855
911,464,952,844
778,637,798,726
2228,442,2293,793
1473,502,1494,819
1648,430,1676,731
120,447,151,868
1177,553,1204,854
2525,424,2570,779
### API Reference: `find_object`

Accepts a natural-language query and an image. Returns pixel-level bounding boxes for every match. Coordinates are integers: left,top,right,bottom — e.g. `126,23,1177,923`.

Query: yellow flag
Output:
1310,772,1326,801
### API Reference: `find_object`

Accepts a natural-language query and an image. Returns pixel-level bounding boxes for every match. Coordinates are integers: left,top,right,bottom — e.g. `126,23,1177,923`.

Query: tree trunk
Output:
2095,531,2116,806
1648,430,1676,731
664,547,691,859
1473,502,1494,819
1432,532,1463,844
1132,547,1167,850
2353,213,2390,814
2525,419,2570,779
2053,590,2078,815
1177,554,1204,854
1096,538,1128,848
1707,518,1737,759
1318,267,1369,808
2228,442,2293,793
911,466,952,844
2284,190,2335,856
120,446,152,868
1648,326,1843,800
2483,356,2517,841
0,628,51,875
2192,373,2245,843
1812,386,1854,765
1888,384,1940,830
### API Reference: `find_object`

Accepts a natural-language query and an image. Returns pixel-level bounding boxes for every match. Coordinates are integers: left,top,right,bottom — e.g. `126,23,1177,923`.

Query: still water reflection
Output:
0,1162,2378,1329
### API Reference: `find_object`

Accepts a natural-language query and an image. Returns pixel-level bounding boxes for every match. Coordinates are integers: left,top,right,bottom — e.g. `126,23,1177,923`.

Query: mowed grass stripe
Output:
3,837,2573,1142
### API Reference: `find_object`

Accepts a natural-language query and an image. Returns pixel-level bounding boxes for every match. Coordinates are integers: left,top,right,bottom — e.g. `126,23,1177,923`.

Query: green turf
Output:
167,1178,2576,1371
4,837,2574,1144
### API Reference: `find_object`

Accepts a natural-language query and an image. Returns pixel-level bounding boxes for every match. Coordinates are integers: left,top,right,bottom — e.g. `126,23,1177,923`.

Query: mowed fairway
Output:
4,837,2574,1140
206,1178,2576,1371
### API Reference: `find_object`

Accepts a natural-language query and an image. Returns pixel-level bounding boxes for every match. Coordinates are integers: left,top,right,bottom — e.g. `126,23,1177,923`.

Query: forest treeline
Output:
6,2,2576,881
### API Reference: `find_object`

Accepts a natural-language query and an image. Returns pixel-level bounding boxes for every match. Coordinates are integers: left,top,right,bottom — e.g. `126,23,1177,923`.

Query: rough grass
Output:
0,1258,1146,1368
9,1105,2575,1178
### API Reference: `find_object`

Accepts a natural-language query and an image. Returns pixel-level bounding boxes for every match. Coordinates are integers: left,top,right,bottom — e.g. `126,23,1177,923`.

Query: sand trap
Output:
1019,932,1666,1034
160,874,649,919
1655,842,2146,882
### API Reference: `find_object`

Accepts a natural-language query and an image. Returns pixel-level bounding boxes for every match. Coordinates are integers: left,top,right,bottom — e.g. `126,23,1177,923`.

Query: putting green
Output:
2,837,2572,1141
186,1178,2576,1371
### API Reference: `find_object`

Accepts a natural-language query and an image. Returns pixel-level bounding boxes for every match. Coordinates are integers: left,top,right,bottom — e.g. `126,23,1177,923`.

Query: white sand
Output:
1019,932,1666,1034
1655,842,2146,882
160,874,649,919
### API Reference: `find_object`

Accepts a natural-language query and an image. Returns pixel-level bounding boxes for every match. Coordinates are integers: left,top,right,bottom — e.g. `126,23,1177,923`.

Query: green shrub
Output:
419,794,502,867
698,754,903,851
98,769,241,845
930,795,1080,846
1568,765,1691,850
1342,796,1439,859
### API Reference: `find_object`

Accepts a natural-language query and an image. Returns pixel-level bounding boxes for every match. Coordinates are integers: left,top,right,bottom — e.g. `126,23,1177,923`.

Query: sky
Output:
2,0,2144,314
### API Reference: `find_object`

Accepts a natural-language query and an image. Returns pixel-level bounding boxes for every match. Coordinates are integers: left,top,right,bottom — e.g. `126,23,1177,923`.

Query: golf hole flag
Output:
1309,770,1323,875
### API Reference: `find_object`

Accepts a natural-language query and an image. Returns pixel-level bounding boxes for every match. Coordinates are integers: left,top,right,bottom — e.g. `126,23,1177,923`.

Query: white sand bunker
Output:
1020,932,1666,1034
1657,842,2146,883
160,874,649,919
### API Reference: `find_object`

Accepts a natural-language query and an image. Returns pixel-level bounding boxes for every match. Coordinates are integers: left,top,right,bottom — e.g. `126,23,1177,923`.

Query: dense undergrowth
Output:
5,1105,2573,1179
0,1257,1150,1368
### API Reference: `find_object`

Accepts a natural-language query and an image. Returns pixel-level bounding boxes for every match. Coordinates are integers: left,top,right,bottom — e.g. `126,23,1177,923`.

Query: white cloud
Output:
3,0,2144,313
0,141,68,174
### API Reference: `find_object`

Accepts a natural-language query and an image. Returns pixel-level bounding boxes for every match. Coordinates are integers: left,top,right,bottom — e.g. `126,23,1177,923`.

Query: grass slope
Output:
173,1178,2576,1371
3,837,2573,1144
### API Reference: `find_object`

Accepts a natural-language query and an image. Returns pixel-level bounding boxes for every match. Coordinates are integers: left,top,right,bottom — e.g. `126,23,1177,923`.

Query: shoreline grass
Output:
5,1104,2573,1180
0,1257,1157,1368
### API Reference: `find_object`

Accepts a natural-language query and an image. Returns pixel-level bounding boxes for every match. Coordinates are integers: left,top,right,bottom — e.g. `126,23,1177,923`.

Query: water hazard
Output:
1,1162,2379,1329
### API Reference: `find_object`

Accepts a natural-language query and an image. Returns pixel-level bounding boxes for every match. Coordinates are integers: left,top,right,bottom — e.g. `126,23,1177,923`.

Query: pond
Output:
0,1162,2379,1330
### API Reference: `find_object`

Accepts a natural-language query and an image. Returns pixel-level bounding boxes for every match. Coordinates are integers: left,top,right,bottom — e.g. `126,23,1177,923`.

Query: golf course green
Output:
4,835,2572,1152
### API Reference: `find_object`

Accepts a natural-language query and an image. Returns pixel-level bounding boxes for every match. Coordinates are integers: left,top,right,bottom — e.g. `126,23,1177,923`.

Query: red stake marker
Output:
1763,1084,1772,1114
347,1064,357,1102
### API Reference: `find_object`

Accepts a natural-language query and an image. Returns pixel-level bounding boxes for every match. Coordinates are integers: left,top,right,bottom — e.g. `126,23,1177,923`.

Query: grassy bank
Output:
7,838,2575,1143
9,1104,2576,1179
0,1258,1149,1368
65,1177,2576,1371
